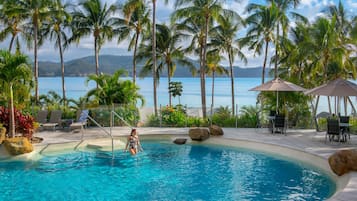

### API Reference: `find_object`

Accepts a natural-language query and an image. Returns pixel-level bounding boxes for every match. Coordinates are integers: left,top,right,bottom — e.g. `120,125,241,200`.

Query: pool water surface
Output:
0,141,335,200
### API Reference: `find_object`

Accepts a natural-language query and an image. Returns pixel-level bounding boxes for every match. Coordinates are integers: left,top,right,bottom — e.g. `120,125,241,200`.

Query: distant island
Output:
39,55,269,77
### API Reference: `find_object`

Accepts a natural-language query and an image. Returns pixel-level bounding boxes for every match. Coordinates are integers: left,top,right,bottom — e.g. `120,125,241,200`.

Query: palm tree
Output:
70,0,117,76
138,23,195,106
210,14,246,115
17,0,52,102
114,0,150,84
0,0,28,52
268,0,301,78
43,0,71,107
173,0,234,117
240,3,279,84
151,0,168,116
206,50,228,110
0,50,32,137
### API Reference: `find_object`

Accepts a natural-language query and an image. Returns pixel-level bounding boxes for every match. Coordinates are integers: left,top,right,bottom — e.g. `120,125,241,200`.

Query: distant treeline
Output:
39,55,269,77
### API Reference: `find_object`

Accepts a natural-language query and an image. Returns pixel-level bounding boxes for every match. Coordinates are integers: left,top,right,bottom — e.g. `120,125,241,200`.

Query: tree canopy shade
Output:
0,50,32,137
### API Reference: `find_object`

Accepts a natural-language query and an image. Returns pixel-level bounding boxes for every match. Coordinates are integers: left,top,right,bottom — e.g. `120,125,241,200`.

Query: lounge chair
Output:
272,114,286,134
42,110,62,131
70,110,89,133
326,118,346,143
35,110,48,125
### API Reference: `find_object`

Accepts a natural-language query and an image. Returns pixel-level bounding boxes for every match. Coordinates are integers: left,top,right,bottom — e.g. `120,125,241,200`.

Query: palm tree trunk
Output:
274,24,279,78
201,17,209,118
211,71,215,109
34,19,39,103
152,0,158,116
8,35,16,53
58,34,66,107
95,37,99,75
168,65,172,106
9,84,15,137
133,31,140,84
229,52,235,115
262,40,269,84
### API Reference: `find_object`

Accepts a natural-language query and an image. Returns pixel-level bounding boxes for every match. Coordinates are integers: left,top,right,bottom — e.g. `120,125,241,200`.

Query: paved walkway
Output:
32,127,357,201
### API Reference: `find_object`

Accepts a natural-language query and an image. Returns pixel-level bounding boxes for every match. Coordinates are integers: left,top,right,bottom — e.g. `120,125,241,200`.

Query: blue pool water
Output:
0,141,335,200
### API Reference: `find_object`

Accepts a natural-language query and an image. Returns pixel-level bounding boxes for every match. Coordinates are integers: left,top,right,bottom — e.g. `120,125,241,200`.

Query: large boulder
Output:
189,128,210,141
209,125,224,136
328,149,357,176
3,137,34,155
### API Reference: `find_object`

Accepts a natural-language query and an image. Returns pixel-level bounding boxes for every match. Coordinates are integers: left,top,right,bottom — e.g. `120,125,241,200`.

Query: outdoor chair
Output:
35,110,48,125
339,116,350,140
42,110,62,131
326,118,346,143
70,110,89,133
272,114,286,134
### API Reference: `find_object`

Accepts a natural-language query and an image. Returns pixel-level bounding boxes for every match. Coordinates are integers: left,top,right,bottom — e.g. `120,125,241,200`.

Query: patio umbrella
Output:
304,78,357,115
249,77,306,112
304,78,357,96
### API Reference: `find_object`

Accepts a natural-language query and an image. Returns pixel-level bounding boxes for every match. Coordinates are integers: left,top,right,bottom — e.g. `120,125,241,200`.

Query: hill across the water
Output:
39,55,270,77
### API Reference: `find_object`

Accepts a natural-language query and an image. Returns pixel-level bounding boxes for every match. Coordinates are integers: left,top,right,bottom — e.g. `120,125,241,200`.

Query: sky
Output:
0,0,356,68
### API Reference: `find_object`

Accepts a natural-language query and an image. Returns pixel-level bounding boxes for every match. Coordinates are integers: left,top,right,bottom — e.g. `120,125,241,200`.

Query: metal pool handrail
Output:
111,111,133,129
87,115,114,159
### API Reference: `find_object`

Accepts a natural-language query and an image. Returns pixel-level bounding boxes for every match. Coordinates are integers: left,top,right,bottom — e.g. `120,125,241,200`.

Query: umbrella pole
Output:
327,96,332,114
276,91,279,114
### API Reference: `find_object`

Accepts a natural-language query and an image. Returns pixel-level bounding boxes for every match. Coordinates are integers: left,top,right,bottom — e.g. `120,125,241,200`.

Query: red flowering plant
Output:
0,106,35,139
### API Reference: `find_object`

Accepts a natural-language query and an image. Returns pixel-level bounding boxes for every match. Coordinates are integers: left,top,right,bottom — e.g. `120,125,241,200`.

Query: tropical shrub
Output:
237,106,258,128
160,106,186,127
0,106,36,139
211,106,236,127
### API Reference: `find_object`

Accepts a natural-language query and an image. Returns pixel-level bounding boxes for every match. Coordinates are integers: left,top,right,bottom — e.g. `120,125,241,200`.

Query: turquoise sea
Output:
39,77,356,114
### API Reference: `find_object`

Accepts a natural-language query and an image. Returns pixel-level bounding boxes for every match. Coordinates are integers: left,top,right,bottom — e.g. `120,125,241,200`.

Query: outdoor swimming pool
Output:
0,141,335,200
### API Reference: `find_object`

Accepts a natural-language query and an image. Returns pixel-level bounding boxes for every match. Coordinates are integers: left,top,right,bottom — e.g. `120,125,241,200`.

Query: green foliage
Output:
86,70,144,107
160,106,186,127
237,106,258,128
211,106,236,127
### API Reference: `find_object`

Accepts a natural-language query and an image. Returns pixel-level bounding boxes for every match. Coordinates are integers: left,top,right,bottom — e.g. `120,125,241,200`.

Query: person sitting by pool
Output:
124,128,143,155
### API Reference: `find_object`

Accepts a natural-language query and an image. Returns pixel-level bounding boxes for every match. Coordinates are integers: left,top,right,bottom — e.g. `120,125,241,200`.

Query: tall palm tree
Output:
240,3,279,84
206,50,228,109
114,0,150,84
268,0,301,78
43,0,72,107
210,14,246,115
151,0,168,116
17,0,52,102
70,0,117,76
0,0,28,52
173,0,234,117
0,50,32,137
137,23,196,106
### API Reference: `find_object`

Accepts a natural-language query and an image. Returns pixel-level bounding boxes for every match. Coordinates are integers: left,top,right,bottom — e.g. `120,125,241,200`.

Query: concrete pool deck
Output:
31,127,357,201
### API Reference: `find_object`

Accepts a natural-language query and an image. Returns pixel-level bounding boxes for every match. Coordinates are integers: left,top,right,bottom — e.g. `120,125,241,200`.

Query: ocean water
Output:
39,77,356,114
